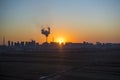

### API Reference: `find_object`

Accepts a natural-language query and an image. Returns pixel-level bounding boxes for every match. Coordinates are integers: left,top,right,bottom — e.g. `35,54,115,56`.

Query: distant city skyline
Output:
0,0,120,45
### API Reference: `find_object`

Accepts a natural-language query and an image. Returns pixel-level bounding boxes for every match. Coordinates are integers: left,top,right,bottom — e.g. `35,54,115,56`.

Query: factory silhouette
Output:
0,26,120,52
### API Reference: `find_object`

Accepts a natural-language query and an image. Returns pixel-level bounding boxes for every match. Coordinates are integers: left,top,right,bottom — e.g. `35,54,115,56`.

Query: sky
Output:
0,0,120,44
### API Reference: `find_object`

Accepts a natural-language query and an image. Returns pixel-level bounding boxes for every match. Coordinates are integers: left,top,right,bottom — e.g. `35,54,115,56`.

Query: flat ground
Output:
0,49,120,80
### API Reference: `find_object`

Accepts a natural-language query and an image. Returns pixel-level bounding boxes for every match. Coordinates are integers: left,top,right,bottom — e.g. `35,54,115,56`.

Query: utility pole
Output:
3,36,5,46
52,37,54,42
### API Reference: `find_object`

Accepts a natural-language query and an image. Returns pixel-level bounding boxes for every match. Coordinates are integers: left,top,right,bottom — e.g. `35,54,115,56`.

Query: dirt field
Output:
0,49,120,80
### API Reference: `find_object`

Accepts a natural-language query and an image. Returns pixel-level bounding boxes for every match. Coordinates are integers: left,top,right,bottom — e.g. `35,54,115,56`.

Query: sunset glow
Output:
0,0,120,45
56,37,66,44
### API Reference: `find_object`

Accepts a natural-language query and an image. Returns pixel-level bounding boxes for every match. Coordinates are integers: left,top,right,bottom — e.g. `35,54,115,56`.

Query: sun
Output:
56,37,65,44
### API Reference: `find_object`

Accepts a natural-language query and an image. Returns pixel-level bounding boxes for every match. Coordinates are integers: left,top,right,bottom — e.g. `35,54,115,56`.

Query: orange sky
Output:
0,0,120,45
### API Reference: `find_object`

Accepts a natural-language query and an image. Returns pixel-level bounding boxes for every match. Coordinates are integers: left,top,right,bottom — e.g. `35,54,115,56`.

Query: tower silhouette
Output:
41,26,50,43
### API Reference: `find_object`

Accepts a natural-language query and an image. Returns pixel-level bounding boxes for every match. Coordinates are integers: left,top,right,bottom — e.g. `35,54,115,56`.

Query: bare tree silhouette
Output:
41,26,50,43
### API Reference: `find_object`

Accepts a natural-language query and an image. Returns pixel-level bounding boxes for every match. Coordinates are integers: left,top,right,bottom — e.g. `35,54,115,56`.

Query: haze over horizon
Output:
0,0,120,45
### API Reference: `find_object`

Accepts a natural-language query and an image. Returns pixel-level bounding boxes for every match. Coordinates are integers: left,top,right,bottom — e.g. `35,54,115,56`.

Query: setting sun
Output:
56,37,65,44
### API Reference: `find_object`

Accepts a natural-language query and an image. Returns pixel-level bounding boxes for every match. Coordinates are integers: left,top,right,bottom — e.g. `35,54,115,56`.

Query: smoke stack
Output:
41,25,50,43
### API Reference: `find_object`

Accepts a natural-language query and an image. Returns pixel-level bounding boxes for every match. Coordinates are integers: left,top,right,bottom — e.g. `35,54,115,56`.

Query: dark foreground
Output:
0,49,120,80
